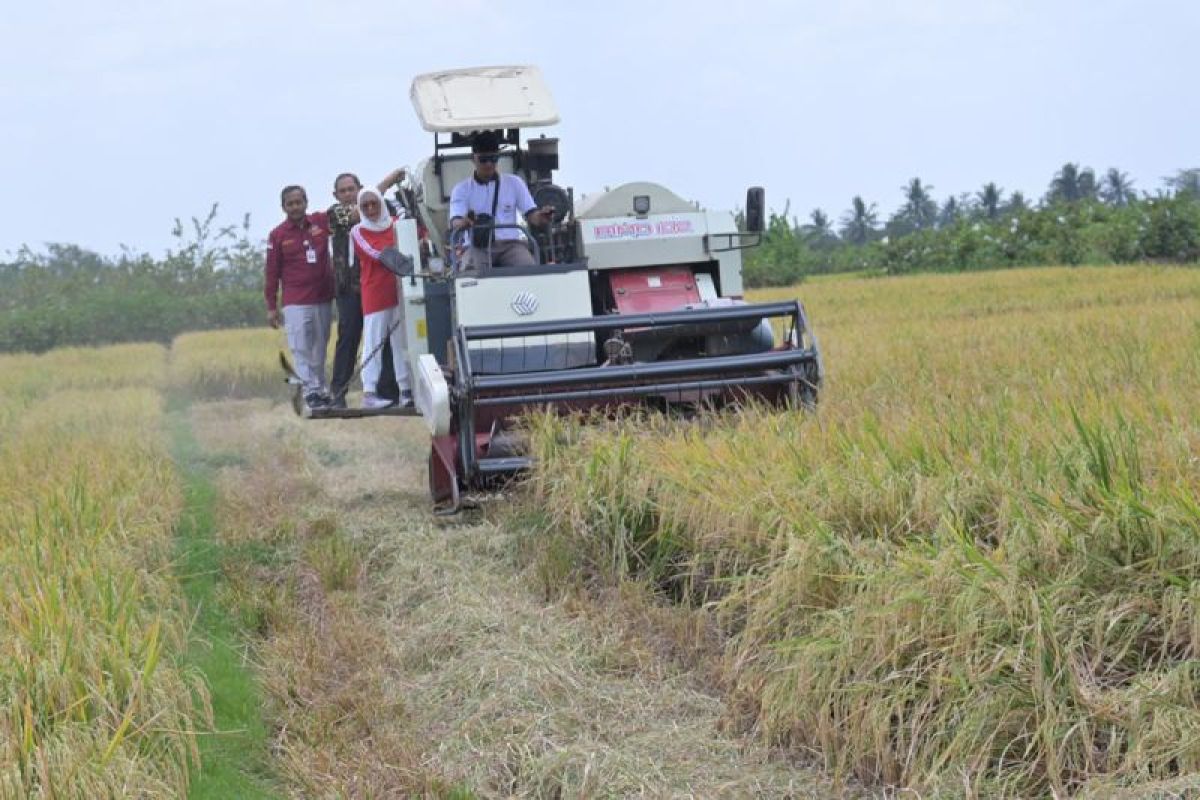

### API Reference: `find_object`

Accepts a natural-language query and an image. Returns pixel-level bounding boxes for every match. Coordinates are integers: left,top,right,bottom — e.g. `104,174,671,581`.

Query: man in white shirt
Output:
449,130,553,268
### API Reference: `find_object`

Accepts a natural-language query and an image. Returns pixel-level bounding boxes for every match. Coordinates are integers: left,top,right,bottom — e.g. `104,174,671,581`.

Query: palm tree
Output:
839,196,879,246
977,182,1003,220
1046,163,1079,203
801,208,838,249
938,196,962,228
1099,168,1135,206
1165,168,1200,198
1078,169,1098,201
803,208,832,236
1006,191,1029,214
1046,163,1098,204
899,177,938,230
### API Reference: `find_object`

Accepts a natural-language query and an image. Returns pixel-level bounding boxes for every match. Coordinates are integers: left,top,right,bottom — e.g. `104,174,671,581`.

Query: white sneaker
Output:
361,392,397,410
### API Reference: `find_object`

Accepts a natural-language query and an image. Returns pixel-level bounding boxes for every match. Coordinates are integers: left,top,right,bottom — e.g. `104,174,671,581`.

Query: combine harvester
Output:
304,65,822,512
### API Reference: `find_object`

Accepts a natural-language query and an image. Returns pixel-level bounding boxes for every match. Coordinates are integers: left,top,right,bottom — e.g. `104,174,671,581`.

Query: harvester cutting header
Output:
306,65,823,511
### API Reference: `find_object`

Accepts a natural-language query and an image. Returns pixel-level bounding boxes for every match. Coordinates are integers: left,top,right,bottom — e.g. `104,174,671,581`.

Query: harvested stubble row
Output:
0,345,210,798
525,265,1200,797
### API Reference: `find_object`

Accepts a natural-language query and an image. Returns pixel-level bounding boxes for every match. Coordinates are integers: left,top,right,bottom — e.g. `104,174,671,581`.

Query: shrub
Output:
0,206,264,353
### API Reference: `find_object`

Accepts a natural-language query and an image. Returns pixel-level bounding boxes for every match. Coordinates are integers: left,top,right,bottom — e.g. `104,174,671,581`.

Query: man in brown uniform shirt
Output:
265,185,335,410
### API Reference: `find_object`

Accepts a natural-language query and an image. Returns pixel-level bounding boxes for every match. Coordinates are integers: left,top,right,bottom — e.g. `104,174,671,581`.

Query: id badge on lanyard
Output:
304,240,317,265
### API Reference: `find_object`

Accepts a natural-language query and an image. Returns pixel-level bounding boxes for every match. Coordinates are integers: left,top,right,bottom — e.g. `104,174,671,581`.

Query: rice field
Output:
524,265,1200,797
7,264,1200,797
169,328,288,399
0,345,209,797
0,326,409,797
169,326,348,400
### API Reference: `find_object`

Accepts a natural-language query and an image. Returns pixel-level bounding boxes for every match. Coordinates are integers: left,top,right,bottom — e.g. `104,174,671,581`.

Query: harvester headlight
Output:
633,195,651,216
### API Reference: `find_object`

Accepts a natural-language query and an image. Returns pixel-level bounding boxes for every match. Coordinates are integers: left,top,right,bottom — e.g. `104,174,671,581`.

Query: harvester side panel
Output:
578,212,710,268
608,267,701,314
454,270,596,373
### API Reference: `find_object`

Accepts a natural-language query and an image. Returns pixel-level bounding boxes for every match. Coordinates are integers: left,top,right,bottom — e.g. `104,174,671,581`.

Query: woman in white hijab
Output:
352,187,411,409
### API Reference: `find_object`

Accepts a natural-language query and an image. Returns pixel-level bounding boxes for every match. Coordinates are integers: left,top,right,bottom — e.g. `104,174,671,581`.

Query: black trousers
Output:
331,291,398,401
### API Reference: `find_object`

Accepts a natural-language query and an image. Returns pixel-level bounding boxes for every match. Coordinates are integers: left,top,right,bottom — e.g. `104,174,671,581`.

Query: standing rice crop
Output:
0,342,166,400
524,265,1200,796
169,328,286,399
0,349,211,797
170,327,351,400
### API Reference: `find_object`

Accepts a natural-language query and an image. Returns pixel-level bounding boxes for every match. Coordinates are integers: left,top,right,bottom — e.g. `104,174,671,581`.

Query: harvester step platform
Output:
303,406,421,420
477,456,532,473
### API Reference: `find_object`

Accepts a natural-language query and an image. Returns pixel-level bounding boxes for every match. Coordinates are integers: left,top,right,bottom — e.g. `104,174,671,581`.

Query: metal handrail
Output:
445,221,541,272
472,371,811,407
461,300,803,340
471,348,817,392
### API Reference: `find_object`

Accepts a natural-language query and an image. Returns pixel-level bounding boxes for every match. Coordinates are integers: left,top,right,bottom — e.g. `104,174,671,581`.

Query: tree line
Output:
1,166,1197,353
744,166,1200,285
0,207,263,352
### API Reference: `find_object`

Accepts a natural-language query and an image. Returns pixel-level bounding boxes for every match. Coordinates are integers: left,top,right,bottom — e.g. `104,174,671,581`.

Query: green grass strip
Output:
167,401,280,798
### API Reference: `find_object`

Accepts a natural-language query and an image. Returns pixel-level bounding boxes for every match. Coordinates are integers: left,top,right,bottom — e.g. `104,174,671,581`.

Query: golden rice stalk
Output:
522,265,1200,796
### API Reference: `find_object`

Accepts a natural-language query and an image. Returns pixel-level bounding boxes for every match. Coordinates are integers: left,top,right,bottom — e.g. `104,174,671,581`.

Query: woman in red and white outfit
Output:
352,186,412,409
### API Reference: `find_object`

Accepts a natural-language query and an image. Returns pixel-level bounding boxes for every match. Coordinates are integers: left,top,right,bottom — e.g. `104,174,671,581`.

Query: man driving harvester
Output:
448,130,554,268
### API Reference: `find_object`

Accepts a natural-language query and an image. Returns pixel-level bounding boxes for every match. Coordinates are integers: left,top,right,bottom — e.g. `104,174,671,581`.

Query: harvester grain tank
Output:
305,65,822,511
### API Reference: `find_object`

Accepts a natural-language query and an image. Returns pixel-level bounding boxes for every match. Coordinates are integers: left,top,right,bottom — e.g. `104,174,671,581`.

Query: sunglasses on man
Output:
476,153,499,164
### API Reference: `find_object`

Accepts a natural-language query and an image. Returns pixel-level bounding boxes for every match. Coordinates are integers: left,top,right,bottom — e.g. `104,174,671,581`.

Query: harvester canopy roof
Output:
410,65,560,133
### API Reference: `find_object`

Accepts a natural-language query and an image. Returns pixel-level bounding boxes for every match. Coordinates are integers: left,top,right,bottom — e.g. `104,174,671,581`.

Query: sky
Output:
2,0,1196,258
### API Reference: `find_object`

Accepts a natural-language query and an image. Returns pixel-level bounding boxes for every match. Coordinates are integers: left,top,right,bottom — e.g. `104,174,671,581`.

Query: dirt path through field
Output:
190,398,842,798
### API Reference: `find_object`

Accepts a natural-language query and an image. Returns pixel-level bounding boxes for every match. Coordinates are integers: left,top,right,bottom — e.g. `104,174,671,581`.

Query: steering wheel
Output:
533,184,571,224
